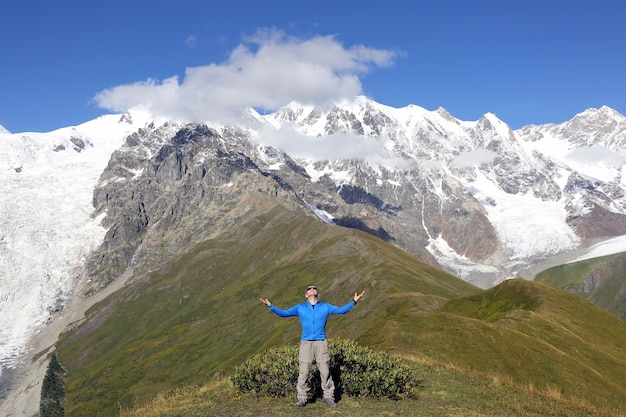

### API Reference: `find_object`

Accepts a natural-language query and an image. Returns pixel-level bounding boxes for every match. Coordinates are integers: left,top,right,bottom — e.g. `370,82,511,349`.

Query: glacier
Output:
0,112,154,377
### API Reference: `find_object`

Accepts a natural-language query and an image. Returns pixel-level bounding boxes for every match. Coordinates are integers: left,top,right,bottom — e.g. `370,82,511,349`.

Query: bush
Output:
40,353,66,417
231,339,421,400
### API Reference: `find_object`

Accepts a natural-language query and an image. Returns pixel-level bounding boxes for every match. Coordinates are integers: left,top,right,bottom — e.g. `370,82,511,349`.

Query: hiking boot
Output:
322,398,337,408
295,399,307,407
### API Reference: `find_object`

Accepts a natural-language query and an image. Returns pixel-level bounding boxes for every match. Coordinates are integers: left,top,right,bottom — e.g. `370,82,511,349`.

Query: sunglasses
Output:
306,286,318,290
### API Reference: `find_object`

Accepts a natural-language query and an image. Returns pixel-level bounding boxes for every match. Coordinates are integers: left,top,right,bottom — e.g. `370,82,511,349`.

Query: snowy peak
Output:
259,97,509,160
252,97,626,278
518,105,626,151
575,105,623,123
476,113,511,135
567,106,626,149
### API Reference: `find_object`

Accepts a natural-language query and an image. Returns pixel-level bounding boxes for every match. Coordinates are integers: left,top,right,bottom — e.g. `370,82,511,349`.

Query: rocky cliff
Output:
83,98,626,290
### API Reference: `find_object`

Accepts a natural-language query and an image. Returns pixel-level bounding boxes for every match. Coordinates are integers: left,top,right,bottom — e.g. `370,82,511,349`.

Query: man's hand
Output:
259,298,272,307
353,291,365,303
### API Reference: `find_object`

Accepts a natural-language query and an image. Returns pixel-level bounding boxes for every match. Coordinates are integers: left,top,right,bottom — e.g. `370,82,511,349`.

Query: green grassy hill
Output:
54,206,626,416
535,252,626,321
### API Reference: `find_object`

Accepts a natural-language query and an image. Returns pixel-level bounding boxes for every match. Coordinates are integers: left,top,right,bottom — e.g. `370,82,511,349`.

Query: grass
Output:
54,207,626,416
535,252,626,321
56,209,475,416
119,359,620,417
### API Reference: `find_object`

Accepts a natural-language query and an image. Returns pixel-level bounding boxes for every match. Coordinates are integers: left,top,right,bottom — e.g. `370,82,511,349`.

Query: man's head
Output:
306,285,319,299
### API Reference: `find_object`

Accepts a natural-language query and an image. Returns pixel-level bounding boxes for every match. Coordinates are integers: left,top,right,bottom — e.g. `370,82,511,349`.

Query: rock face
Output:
83,98,626,289
87,123,306,288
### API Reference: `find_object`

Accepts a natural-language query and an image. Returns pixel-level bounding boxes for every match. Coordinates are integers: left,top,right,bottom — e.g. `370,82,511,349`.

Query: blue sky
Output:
1,0,625,133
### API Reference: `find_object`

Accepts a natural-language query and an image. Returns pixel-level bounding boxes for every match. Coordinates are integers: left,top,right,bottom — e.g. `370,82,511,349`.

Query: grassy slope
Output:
56,206,475,416
535,252,626,321
351,278,626,414
56,206,626,416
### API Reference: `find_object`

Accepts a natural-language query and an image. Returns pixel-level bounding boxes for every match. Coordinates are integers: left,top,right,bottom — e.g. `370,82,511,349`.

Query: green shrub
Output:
231,339,421,400
40,353,66,417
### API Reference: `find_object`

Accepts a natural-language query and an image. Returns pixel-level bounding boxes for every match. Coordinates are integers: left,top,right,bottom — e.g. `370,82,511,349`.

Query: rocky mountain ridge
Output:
85,97,626,291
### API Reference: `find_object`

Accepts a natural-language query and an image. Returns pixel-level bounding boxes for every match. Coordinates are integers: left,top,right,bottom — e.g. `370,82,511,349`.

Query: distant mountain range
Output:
1,97,626,415
83,98,626,289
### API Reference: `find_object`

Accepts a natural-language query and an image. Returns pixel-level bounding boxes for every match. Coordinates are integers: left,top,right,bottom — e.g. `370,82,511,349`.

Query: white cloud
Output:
94,29,398,124
419,159,446,171
254,123,387,162
451,149,497,168
250,123,413,169
566,144,625,166
185,35,197,49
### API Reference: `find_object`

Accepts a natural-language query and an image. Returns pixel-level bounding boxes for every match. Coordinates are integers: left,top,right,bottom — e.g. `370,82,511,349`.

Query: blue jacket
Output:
269,300,356,341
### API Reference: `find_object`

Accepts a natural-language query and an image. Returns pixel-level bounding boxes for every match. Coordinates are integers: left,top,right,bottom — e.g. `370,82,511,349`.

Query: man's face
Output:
306,286,318,298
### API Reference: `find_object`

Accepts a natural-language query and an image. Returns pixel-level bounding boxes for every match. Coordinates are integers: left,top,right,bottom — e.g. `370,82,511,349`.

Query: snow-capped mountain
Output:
1,97,626,391
252,98,626,280
0,111,168,377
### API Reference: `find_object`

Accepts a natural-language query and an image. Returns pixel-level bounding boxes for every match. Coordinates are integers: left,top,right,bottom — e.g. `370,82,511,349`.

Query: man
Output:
260,285,365,408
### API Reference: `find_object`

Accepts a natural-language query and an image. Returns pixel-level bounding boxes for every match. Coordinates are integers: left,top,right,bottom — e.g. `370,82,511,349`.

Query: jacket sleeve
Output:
268,304,300,317
328,300,356,315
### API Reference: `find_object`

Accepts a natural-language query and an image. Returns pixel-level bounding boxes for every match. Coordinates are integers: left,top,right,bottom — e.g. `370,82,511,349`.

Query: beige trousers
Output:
297,340,334,400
